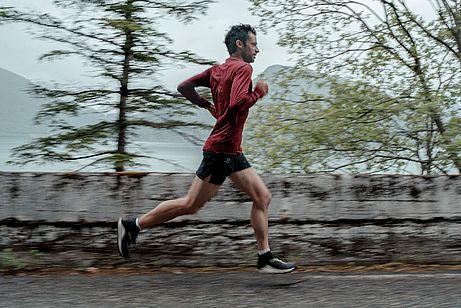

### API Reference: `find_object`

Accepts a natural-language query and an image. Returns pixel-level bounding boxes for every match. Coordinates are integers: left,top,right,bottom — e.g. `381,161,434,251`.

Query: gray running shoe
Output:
257,251,296,274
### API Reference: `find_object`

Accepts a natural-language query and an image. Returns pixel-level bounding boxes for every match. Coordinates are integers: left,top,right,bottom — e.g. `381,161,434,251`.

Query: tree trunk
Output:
115,0,133,172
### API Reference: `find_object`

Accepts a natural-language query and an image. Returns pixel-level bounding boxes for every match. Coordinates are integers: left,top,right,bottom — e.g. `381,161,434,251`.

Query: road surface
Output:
2,270,461,307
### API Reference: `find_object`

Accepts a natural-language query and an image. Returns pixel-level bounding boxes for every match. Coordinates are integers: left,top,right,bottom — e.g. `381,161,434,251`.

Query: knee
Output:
253,190,272,209
182,197,205,215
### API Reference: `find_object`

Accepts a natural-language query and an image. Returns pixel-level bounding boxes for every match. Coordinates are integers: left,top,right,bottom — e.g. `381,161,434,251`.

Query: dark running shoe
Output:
117,218,140,258
257,251,297,274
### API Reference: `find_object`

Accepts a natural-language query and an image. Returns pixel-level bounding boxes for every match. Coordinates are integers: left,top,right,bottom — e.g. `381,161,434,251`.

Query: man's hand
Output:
208,104,217,119
255,79,269,97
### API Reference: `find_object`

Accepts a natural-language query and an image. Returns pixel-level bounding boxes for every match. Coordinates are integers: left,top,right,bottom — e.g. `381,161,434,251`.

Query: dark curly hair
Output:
224,24,256,55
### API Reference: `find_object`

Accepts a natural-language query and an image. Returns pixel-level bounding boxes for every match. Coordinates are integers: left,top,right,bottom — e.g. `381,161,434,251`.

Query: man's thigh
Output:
228,168,270,202
186,175,221,206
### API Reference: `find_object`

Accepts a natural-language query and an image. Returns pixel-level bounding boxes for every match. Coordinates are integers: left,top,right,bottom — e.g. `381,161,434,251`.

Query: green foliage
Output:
0,248,26,270
0,0,215,171
247,0,461,174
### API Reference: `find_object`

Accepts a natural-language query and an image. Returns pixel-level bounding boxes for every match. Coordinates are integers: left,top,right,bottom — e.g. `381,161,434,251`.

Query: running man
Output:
117,24,296,274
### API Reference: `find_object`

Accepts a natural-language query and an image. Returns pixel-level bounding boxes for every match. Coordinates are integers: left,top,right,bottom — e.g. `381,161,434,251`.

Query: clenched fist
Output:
255,79,269,97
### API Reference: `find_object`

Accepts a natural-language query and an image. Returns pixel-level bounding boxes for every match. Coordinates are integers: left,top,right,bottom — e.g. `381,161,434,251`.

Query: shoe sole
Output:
117,218,128,258
258,266,296,274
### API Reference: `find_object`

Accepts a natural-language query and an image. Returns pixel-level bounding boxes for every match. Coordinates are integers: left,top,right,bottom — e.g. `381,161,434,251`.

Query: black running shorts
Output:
195,151,251,185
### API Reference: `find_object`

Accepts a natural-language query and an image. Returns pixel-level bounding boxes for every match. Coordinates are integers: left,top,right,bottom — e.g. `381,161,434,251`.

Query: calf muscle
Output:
139,176,220,229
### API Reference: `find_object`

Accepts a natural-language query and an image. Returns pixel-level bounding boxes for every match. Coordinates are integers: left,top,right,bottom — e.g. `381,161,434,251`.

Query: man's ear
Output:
236,39,245,49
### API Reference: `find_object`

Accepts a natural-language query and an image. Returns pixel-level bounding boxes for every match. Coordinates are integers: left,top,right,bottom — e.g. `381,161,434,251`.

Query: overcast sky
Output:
0,0,294,89
0,0,437,89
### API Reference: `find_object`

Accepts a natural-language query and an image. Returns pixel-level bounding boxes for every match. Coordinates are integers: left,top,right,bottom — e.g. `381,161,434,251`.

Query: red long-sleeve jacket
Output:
177,56,265,154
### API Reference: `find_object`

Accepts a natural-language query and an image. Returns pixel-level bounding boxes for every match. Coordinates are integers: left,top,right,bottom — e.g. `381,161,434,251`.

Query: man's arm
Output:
229,64,268,112
177,68,212,108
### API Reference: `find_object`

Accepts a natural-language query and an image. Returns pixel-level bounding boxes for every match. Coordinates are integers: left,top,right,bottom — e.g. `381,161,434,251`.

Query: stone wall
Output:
1,172,461,270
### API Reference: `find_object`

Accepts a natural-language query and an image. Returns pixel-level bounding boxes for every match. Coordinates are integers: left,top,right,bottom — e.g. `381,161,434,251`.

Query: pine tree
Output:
0,0,215,171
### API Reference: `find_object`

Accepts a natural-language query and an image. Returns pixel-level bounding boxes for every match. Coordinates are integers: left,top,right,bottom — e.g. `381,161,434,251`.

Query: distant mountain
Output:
0,67,50,137
0,67,209,171
0,67,212,141
256,64,330,103
0,68,106,137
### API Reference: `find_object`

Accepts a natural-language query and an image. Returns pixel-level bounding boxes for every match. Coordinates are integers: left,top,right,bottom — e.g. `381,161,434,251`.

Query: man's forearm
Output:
230,86,265,112
177,81,211,108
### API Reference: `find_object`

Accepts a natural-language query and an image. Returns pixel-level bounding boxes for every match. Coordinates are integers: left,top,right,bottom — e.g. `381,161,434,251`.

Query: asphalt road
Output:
2,271,461,307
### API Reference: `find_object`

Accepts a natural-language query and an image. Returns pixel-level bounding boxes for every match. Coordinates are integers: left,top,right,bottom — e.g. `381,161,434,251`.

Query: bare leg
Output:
138,176,220,229
229,168,271,251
